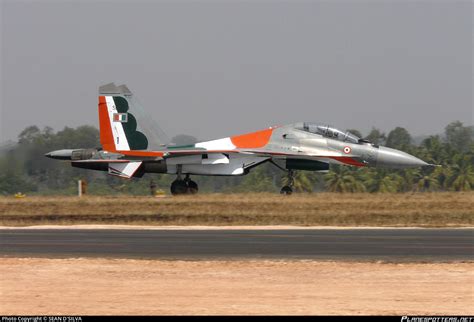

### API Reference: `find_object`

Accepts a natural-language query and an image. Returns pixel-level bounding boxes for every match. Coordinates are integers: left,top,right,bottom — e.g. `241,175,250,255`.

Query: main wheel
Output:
171,180,188,195
187,180,199,194
280,186,293,195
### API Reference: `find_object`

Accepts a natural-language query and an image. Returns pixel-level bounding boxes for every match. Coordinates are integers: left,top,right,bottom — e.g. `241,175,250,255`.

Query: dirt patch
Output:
0,192,472,227
0,258,472,315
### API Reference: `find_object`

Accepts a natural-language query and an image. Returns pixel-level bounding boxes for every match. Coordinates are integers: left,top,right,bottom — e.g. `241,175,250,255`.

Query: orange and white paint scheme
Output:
46,83,429,195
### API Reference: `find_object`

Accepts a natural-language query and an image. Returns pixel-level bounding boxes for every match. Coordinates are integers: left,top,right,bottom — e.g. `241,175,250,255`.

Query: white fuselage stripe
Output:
195,137,235,150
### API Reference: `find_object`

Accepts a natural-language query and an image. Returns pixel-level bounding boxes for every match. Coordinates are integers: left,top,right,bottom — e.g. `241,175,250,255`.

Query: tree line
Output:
0,121,472,195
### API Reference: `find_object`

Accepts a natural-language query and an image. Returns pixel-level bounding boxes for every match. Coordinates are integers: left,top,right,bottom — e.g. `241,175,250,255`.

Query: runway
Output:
0,228,473,261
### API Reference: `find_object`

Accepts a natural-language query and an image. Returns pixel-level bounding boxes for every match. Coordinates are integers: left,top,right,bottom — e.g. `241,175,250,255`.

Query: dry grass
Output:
0,192,472,227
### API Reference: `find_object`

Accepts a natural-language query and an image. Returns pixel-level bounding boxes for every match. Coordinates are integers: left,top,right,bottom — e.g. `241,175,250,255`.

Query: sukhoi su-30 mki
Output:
46,83,430,195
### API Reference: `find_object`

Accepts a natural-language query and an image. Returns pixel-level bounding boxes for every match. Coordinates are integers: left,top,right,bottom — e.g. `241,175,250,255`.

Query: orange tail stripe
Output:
98,96,116,152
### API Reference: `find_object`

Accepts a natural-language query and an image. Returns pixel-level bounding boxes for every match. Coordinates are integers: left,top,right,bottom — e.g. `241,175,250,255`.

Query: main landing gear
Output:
170,173,199,195
280,170,295,195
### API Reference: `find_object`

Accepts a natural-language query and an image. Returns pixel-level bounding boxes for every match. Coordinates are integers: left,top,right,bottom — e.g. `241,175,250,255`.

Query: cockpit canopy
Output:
299,123,361,144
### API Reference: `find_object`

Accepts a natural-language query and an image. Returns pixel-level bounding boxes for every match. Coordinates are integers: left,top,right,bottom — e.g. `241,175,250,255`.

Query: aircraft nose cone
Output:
44,152,52,158
377,146,428,169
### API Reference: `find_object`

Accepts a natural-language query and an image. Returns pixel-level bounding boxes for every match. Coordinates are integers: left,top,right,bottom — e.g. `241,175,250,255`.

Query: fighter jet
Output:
46,83,429,195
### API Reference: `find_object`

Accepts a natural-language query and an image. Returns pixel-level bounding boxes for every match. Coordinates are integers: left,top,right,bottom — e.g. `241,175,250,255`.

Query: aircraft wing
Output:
117,147,365,166
144,148,366,167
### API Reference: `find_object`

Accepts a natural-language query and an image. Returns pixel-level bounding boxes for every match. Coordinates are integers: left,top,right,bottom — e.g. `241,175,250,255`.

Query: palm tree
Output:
324,166,366,193
281,171,314,192
238,166,274,192
414,174,440,192
405,168,441,192
431,166,452,191
362,169,403,193
420,135,449,165
448,162,474,191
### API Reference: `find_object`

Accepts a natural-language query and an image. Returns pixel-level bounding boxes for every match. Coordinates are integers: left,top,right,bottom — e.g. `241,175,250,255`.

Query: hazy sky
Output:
1,0,472,143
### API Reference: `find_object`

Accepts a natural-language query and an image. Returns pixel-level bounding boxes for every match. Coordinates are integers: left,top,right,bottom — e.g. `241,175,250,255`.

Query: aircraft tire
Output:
280,186,293,195
187,180,199,194
171,180,188,195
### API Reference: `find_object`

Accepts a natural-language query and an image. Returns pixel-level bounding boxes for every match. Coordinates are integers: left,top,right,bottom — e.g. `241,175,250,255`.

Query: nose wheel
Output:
170,174,199,195
280,185,293,195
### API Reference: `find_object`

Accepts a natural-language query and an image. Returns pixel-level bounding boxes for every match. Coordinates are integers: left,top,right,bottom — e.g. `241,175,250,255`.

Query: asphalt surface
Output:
0,228,473,261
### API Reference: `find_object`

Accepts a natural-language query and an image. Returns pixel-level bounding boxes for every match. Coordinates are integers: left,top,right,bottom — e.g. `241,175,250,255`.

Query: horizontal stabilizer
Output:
108,161,142,178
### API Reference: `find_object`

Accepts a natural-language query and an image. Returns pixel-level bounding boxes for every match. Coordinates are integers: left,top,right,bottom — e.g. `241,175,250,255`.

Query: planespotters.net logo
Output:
402,317,474,322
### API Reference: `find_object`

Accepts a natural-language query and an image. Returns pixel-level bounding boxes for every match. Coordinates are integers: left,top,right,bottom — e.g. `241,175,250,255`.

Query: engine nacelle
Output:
71,149,98,160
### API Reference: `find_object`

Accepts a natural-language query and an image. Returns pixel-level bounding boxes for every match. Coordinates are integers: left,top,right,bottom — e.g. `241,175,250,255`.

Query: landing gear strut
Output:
280,170,295,195
170,169,199,195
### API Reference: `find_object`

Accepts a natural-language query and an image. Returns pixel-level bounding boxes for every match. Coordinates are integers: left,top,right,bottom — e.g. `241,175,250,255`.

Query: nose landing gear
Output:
280,170,295,195
269,160,296,195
